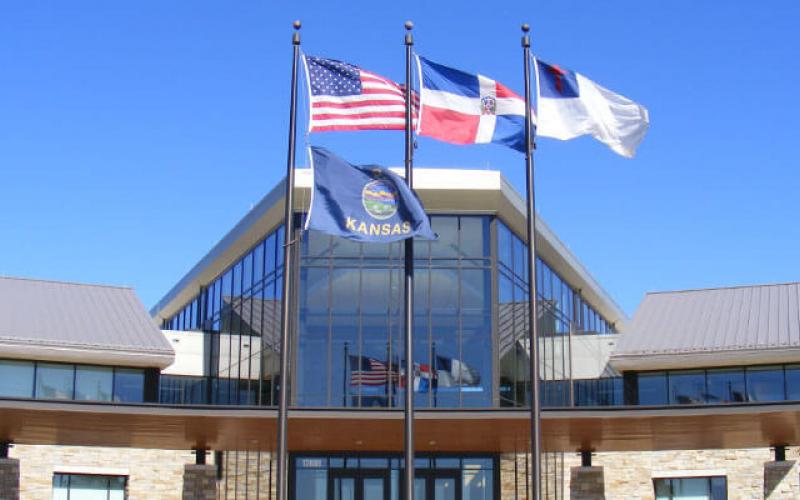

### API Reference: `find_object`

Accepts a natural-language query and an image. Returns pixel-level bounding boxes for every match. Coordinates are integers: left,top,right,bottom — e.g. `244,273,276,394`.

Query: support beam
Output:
580,450,593,467
193,447,208,465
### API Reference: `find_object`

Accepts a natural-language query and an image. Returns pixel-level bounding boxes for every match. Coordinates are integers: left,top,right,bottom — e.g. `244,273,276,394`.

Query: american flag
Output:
349,355,392,386
304,55,416,132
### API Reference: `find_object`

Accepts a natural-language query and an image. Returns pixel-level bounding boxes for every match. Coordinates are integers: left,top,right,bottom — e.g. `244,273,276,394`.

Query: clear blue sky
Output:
2,1,798,317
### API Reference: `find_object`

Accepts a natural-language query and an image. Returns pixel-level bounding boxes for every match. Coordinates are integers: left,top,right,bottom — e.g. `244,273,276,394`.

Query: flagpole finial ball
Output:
405,21,414,31
521,23,530,33
293,20,301,30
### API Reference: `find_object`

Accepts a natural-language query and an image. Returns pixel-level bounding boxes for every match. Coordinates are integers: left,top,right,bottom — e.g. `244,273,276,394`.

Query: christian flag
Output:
304,147,436,243
416,56,530,152
534,58,649,158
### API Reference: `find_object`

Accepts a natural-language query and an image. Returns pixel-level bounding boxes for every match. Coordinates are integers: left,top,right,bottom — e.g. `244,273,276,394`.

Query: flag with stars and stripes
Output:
303,55,416,132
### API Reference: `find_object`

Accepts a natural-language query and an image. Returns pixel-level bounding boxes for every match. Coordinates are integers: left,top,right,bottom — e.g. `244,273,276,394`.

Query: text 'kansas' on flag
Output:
303,56,417,132
416,56,531,152
304,147,436,243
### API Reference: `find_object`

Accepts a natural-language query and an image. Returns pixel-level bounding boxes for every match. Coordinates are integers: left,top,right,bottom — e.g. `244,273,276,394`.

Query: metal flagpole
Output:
403,20,416,500
276,20,301,500
521,23,542,499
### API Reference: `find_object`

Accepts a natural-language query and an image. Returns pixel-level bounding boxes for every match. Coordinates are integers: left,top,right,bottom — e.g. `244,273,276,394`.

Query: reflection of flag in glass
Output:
349,356,389,386
397,362,435,393
435,355,481,387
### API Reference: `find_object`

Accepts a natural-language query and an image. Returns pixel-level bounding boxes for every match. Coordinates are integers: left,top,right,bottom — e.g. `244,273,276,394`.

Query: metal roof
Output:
0,276,174,368
611,282,800,370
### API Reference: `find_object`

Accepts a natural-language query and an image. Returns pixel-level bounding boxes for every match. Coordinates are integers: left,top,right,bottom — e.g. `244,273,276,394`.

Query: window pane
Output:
785,365,800,400
668,370,705,405
0,360,34,398
653,478,671,499
295,469,327,500
746,366,785,402
638,372,667,405
114,368,144,402
75,366,113,401
707,368,746,403
35,363,74,399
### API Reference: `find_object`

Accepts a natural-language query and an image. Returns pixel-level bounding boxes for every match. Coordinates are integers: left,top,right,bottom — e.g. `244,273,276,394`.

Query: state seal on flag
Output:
362,179,398,220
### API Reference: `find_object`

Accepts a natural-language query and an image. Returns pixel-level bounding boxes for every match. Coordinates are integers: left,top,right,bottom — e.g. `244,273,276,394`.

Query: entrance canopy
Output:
1,399,799,453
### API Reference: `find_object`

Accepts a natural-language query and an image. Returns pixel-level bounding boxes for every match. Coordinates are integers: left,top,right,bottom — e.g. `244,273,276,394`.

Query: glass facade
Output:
634,365,800,405
297,215,492,408
291,455,496,500
0,360,144,403
179,225,285,405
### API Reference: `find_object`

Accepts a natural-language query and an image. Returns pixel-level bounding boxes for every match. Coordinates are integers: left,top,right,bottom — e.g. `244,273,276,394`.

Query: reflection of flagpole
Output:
521,24,542,499
402,20,416,500
432,342,437,407
344,342,349,407
276,20,301,500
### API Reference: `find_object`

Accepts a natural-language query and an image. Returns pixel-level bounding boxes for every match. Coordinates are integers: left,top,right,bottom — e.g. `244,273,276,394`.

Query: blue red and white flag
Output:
415,56,530,152
534,58,649,158
303,55,416,132
349,355,390,386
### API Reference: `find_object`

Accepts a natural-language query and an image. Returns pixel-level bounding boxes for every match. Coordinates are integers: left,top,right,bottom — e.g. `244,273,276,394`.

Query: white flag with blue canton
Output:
534,57,649,158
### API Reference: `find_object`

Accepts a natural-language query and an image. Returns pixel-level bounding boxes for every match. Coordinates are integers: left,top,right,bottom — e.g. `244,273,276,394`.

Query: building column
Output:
0,442,20,500
182,448,216,500
570,451,604,500
764,446,799,499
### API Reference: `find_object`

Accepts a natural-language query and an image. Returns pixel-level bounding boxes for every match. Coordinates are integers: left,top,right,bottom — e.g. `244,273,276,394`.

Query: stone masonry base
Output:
0,458,20,500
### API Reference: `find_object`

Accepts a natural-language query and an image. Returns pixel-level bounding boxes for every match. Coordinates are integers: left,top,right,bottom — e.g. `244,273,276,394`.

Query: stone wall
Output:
0,458,20,500
10,444,195,500
501,447,800,499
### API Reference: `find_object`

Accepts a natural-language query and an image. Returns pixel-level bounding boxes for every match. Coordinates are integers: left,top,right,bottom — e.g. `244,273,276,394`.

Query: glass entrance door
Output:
410,469,461,500
329,469,389,500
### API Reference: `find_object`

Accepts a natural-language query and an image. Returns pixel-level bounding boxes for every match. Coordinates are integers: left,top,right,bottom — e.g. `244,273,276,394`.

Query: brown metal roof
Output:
0,276,174,368
611,283,800,369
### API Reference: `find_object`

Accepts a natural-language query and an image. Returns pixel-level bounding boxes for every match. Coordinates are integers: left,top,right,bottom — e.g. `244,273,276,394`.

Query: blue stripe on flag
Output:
491,114,527,152
418,57,479,97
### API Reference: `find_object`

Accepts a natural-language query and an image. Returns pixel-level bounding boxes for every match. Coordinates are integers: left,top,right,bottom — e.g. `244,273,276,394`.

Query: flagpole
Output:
403,20,416,500
521,23,542,499
276,20,301,500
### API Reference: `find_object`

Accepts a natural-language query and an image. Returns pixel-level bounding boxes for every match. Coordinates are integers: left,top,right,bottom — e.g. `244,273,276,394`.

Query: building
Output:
1,168,799,499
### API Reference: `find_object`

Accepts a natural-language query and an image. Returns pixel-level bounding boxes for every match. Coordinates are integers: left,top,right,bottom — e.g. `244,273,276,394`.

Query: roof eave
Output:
0,339,175,369
610,346,800,371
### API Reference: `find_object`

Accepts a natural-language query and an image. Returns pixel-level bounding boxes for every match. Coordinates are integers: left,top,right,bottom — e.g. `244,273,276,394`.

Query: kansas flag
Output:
535,58,649,158
416,56,529,152
305,147,437,243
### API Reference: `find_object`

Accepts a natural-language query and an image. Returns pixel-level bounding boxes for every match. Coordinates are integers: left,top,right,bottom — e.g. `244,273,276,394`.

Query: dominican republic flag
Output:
303,55,416,132
534,58,649,158
416,56,530,152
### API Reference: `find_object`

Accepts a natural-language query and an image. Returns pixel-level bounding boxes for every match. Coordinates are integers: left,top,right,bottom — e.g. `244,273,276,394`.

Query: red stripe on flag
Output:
418,106,480,145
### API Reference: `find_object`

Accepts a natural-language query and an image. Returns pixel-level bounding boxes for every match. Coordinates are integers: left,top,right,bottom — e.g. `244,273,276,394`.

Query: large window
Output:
636,365,800,406
297,216,493,408
654,476,726,499
0,360,144,402
53,473,126,500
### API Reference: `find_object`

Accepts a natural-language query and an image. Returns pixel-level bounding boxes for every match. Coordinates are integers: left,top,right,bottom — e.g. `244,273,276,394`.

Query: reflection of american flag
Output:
304,55,417,132
350,356,390,386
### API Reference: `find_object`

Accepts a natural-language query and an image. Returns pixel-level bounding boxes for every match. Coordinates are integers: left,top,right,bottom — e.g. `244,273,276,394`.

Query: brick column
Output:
182,464,217,500
764,460,798,499
570,466,605,500
0,458,20,500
